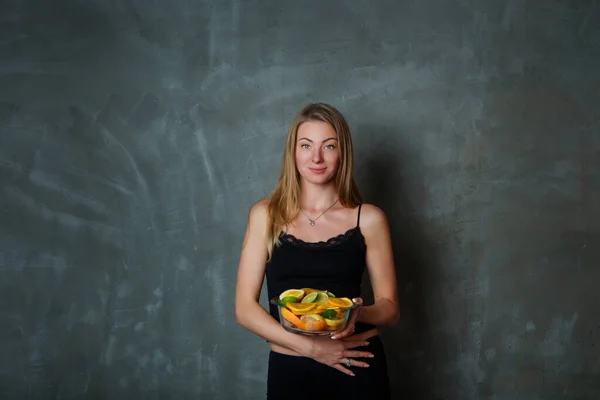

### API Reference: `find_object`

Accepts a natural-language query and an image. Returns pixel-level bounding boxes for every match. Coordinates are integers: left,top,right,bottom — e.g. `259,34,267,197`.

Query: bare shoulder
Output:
240,198,270,251
247,198,270,230
358,203,389,229
249,198,270,217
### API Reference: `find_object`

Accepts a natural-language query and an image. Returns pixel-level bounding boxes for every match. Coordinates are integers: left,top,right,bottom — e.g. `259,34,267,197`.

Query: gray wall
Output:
1,1,599,399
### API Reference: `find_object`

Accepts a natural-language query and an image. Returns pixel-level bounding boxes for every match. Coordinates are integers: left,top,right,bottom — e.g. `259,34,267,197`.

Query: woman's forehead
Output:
297,120,337,139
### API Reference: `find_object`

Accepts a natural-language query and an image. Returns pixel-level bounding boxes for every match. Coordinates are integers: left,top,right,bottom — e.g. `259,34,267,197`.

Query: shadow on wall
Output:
357,124,456,400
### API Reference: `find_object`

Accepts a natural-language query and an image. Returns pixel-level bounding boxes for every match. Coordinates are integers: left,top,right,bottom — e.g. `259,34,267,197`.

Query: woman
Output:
235,103,400,399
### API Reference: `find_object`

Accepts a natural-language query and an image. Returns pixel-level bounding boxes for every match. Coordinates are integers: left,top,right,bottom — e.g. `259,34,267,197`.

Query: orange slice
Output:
301,314,327,331
286,302,317,314
281,308,307,330
326,297,354,308
301,288,323,294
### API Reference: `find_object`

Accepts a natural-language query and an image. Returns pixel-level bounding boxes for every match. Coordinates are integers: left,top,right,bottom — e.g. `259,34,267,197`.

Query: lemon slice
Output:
286,302,317,314
326,297,353,308
279,289,305,301
325,317,344,328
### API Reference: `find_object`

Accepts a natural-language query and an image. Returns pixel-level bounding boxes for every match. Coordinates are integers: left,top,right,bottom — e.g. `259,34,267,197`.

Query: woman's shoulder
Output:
250,197,270,212
247,198,271,225
357,203,389,229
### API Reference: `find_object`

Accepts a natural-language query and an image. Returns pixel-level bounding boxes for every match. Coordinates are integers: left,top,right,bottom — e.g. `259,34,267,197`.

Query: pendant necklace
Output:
300,199,339,226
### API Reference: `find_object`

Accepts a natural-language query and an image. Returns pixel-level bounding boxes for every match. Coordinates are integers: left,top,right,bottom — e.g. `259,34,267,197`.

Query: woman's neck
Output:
298,181,338,211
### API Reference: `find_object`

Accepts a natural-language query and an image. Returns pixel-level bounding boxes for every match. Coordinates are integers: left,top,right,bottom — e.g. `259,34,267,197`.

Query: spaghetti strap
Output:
356,204,362,227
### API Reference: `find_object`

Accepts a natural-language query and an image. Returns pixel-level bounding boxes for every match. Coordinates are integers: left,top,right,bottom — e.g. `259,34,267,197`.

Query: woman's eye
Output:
301,143,310,148
325,145,335,150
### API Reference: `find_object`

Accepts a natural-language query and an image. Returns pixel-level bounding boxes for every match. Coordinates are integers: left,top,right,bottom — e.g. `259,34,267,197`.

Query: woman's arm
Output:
357,204,400,327
234,199,314,355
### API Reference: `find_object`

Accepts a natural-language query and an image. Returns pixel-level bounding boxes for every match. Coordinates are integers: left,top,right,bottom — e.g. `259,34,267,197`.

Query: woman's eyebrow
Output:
297,137,338,142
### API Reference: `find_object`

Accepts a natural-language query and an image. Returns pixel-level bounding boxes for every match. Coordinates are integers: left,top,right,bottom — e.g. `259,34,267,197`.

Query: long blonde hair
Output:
265,103,363,261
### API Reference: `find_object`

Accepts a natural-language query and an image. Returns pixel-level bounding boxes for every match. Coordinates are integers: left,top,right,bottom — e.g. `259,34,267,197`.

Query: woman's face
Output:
295,120,340,185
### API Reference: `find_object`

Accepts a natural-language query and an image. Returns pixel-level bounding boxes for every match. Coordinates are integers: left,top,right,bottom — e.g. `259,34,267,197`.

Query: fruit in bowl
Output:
270,288,355,336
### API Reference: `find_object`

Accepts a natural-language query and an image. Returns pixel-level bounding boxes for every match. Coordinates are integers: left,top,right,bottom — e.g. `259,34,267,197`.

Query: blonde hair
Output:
265,103,363,261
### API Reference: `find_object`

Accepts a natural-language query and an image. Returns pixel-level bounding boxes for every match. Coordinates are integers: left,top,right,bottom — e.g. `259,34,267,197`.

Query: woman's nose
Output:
312,149,323,163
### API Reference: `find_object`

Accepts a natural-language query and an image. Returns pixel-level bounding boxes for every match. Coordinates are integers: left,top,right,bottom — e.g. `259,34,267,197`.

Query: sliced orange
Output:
301,288,323,294
301,314,328,331
326,297,354,308
300,314,324,323
286,302,317,314
281,308,307,330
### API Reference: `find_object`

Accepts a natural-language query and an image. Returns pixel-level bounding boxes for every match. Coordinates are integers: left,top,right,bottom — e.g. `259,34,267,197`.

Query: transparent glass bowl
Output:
270,289,356,336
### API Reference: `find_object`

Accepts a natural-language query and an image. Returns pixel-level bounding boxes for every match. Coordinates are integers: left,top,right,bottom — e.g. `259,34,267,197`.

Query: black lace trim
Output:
279,227,361,248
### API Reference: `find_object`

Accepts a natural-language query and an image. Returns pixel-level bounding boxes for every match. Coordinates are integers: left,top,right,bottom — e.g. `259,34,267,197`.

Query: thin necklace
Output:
300,199,339,226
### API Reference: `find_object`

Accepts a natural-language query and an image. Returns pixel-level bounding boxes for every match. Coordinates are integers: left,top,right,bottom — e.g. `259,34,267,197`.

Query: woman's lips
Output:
308,167,326,174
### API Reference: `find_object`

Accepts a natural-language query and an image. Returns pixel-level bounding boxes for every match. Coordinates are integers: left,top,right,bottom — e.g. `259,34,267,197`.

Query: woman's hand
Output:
330,297,363,340
305,335,373,376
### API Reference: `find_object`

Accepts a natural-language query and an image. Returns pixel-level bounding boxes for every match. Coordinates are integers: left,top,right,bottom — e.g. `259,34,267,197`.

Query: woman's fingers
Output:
343,350,374,359
330,325,353,339
350,298,363,322
348,299,362,323
342,340,370,349
332,363,355,377
331,299,363,340
344,358,370,368
332,299,362,339
330,357,370,376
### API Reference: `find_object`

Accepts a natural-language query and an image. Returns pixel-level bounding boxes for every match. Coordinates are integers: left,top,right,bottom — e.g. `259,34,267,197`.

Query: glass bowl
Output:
270,288,356,336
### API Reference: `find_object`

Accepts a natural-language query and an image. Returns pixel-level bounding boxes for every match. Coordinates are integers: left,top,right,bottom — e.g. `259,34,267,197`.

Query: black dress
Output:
265,205,391,400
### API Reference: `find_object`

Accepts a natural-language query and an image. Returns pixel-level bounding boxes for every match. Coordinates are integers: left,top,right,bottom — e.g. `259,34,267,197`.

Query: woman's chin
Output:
300,175,335,186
